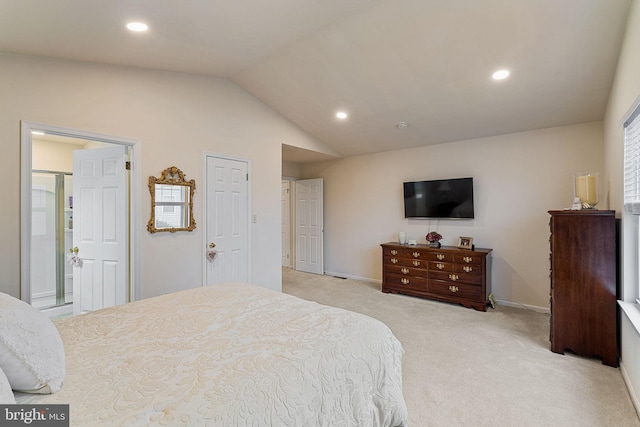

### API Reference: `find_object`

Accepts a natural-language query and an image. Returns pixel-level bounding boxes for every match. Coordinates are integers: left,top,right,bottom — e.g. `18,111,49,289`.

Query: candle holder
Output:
574,172,599,209
398,231,407,245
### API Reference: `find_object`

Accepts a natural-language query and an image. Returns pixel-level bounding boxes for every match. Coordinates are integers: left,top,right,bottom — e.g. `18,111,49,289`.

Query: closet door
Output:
204,155,249,285
295,179,323,275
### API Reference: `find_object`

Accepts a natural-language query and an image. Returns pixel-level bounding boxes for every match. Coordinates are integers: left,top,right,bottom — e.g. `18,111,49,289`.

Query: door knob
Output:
209,242,216,248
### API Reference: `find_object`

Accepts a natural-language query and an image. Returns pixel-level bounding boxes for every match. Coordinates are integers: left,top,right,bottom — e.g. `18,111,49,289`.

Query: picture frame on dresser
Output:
457,236,473,250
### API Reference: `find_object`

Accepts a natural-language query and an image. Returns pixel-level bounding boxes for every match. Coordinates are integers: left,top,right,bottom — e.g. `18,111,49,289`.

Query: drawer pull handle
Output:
391,250,398,255
449,274,459,281
449,285,459,293
412,252,421,258
436,263,445,270
401,278,409,285
391,258,398,264
401,267,409,275
463,256,473,263
437,254,445,260
463,266,473,273
413,260,421,267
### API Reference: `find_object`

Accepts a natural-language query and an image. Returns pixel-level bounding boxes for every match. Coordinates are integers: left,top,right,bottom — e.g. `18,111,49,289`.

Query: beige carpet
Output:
282,267,640,427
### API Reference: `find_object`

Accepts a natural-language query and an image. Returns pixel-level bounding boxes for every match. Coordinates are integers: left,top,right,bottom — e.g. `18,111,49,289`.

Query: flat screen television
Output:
403,177,474,219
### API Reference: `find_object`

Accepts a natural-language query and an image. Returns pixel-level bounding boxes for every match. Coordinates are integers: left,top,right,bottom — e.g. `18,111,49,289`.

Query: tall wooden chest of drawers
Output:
381,242,492,311
548,210,618,367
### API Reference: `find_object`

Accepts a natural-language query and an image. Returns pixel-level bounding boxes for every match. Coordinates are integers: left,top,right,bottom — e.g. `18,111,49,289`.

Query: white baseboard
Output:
619,303,640,419
323,272,633,322
323,271,380,284
322,272,551,313
621,361,640,419
495,299,550,314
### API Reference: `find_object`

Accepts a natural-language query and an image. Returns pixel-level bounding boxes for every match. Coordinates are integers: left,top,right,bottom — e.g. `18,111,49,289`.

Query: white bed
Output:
13,283,407,426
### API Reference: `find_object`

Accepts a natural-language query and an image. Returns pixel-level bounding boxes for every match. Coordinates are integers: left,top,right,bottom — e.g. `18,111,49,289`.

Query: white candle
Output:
575,174,597,205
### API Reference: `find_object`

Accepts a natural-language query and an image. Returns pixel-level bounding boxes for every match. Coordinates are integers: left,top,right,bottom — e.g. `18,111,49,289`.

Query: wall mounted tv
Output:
403,177,474,219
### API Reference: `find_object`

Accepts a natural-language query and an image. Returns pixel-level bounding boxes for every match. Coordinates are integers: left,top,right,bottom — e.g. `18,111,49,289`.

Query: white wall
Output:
282,161,302,179
0,53,329,299
32,140,76,172
603,0,640,414
302,121,604,310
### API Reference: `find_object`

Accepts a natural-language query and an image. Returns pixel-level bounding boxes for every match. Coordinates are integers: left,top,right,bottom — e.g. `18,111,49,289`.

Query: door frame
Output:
201,152,252,286
20,120,141,308
281,179,292,268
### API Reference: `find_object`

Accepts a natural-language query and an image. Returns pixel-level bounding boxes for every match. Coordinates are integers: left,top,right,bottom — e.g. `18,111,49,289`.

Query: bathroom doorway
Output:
21,121,141,317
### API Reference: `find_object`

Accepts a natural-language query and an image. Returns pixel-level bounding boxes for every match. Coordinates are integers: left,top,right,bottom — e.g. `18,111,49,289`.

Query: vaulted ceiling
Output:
0,0,633,162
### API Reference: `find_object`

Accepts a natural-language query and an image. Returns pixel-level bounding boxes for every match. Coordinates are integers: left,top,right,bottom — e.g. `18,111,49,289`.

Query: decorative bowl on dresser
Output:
381,242,492,311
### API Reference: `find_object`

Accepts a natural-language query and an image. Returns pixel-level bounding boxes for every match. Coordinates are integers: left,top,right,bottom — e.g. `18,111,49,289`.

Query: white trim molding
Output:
620,301,640,418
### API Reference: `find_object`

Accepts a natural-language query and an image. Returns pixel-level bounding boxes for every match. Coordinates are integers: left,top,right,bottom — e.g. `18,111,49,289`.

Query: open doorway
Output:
30,170,73,309
280,177,324,275
20,121,141,317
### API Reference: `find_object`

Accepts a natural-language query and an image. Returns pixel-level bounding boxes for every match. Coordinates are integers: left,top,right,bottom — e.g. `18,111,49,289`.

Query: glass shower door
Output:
31,172,73,309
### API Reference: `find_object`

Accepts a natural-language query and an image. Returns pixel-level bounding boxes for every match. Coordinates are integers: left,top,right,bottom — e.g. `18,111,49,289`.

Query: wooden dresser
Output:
548,210,618,367
381,242,492,311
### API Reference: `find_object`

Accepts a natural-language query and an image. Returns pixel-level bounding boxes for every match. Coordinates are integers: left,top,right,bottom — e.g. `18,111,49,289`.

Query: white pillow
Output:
0,367,15,404
0,292,65,393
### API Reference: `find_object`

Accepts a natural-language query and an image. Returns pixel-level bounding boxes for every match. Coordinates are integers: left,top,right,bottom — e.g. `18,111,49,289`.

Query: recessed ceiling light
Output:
336,111,348,119
396,122,408,130
492,69,510,80
126,22,149,32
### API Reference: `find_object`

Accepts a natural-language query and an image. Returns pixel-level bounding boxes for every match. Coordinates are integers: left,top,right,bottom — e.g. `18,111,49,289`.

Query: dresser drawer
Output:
383,255,405,267
454,264,481,275
425,251,453,262
404,257,427,269
429,279,482,300
384,273,428,291
385,264,426,277
428,261,453,272
383,256,427,269
383,247,408,258
430,270,482,285
454,253,483,266
406,249,429,260
385,257,426,268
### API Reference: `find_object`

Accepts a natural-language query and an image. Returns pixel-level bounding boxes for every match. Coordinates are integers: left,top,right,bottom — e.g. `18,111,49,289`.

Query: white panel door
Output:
281,180,291,268
73,146,128,315
205,156,249,285
295,179,323,275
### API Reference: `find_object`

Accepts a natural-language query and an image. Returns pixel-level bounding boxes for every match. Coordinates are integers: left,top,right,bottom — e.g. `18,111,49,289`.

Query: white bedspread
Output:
26,283,407,426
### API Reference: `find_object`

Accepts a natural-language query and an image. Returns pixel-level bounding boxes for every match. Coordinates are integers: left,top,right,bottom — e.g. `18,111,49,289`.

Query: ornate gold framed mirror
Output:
147,166,196,233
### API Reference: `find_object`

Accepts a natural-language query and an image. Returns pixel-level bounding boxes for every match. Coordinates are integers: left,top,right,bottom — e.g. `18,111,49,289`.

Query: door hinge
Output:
246,173,248,181
125,161,131,170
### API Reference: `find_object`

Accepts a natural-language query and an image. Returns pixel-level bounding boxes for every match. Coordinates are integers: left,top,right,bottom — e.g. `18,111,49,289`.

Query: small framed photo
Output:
457,236,473,250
